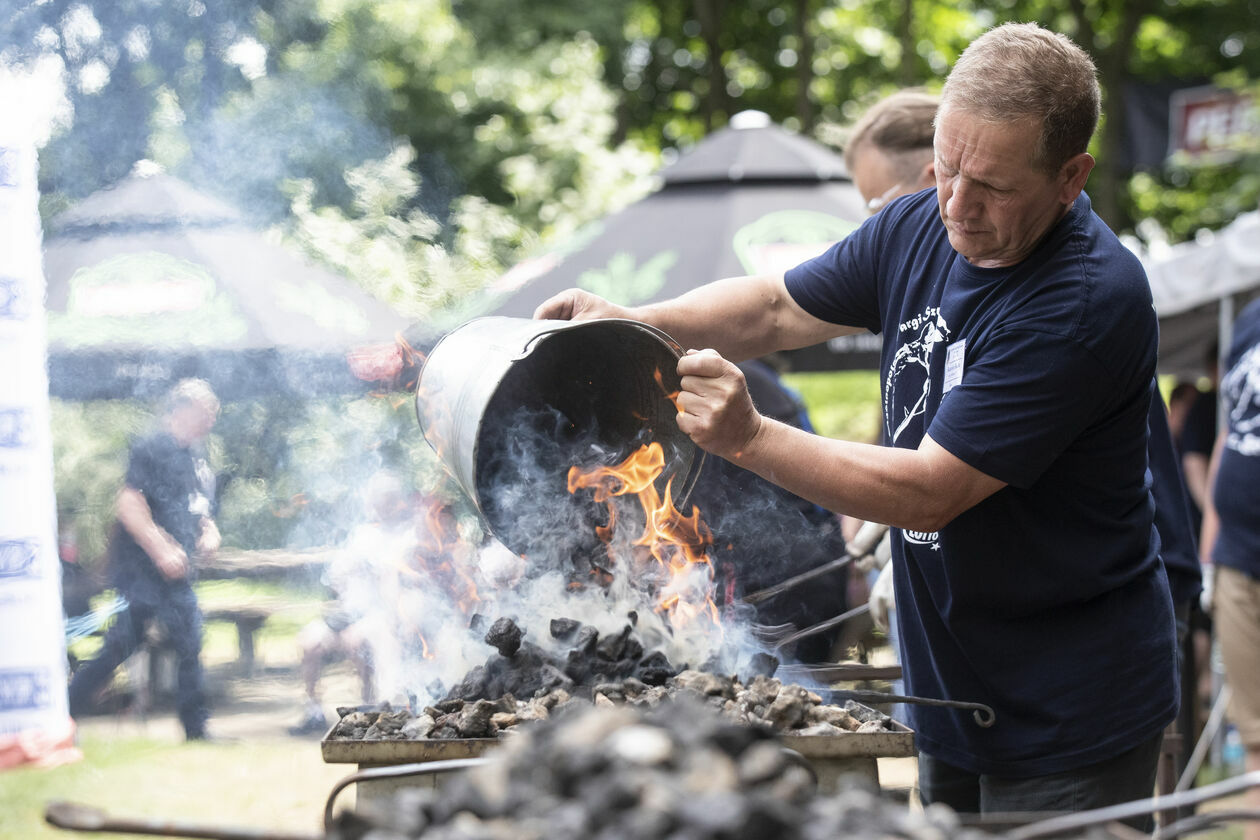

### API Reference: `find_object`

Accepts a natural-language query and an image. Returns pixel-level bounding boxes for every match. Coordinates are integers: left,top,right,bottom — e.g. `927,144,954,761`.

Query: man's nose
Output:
945,179,980,219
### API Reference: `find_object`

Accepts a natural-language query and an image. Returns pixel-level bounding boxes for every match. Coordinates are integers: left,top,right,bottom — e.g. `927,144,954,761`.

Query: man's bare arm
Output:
534,274,863,363
116,486,188,579
1198,434,1227,564
675,349,1005,531
739,422,1006,531
1181,451,1211,512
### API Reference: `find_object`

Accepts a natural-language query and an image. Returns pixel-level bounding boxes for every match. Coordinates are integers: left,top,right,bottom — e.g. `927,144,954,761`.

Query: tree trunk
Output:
694,0,728,131
1064,0,1150,233
795,0,814,130
896,0,917,87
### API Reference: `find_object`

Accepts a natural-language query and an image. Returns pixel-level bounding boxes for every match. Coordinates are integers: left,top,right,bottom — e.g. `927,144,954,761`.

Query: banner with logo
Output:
0,128,74,755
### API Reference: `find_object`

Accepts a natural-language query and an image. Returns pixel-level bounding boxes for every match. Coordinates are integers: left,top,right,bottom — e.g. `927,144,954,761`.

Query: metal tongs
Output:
741,520,890,607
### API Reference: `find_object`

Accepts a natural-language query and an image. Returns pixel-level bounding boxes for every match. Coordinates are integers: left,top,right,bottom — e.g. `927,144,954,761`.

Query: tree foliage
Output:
10,0,1258,557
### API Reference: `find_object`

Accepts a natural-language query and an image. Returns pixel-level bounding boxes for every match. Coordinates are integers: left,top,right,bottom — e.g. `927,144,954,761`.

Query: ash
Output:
329,617,894,741
328,699,976,840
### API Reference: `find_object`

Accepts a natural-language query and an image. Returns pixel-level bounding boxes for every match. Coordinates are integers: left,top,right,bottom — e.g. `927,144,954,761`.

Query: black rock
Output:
740,652,780,685
637,650,678,686
485,616,525,658
550,617,582,640
574,624,600,654
444,665,491,702
596,625,632,661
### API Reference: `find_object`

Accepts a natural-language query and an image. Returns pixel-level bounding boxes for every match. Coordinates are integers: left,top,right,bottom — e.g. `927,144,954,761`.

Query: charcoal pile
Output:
329,616,895,741
329,699,976,840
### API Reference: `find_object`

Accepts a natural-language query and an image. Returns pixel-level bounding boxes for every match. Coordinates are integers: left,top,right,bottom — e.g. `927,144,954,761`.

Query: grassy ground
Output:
6,580,348,840
783,369,882,443
2,729,345,839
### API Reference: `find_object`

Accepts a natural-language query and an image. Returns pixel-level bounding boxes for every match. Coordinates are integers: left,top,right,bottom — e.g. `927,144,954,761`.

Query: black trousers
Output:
918,730,1165,832
68,584,208,738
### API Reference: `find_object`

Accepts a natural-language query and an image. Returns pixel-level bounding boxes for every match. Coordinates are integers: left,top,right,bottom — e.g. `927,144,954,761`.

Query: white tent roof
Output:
1144,210,1260,317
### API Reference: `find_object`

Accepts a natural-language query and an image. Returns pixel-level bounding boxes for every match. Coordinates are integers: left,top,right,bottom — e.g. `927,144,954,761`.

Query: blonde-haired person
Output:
537,23,1176,826
845,89,938,213
69,379,222,742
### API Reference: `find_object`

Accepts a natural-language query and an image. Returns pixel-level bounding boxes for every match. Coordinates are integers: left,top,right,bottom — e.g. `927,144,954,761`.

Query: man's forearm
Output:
630,274,856,360
732,419,1003,533
1182,453,1210,511
1199,436,1227,563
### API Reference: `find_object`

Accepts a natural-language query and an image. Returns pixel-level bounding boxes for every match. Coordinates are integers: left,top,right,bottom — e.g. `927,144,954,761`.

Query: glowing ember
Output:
567,442,720,632
653,367,683,413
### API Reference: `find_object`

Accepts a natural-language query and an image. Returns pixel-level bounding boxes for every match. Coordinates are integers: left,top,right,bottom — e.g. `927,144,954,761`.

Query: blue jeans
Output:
918,731,1164,832
69,584,208,738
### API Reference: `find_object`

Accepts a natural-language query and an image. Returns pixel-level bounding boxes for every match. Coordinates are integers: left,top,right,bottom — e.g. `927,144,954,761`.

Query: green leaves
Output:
577,250,679,305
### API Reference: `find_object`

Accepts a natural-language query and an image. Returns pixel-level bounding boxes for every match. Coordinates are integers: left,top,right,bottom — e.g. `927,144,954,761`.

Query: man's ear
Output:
917,159,935,190
1058,152,1095,203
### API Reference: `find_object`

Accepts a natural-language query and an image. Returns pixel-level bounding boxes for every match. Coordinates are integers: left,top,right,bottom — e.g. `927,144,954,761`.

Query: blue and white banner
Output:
0,122,69,738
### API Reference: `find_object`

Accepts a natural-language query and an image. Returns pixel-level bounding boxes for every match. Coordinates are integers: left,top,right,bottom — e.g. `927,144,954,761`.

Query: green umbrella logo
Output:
733,210,858,276
577,250,679,306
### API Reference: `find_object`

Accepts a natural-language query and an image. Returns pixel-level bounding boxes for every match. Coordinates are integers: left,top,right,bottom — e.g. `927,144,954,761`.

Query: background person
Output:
1200,298,1260,840
290,470,416,734
1179,341,1221,535
67,379,222,742
536,23,1177,825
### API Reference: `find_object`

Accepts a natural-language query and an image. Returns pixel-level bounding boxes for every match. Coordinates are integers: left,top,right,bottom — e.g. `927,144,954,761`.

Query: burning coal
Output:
328,699,968,840
328,615,894,741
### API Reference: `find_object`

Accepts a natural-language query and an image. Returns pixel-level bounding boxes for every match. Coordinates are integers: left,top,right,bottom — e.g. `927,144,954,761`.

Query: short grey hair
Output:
844,89,939,185
165,378,220,416
941,22,1100,173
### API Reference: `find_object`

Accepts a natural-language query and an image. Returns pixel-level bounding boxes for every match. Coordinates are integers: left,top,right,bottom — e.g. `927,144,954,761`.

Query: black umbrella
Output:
465,113,880,371
43,169,412,401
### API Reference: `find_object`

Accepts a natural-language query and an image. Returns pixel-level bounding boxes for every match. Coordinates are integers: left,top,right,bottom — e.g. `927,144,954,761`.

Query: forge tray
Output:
320,705,914,804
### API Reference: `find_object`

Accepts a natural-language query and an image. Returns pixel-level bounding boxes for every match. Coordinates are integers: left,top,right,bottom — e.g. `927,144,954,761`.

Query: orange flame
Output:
653,368,683,413
269,493,309,518
568,442,719,631
409,499,481,615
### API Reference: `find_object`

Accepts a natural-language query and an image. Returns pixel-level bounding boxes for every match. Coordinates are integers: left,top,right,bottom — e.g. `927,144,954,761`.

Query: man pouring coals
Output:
535,23,1177,827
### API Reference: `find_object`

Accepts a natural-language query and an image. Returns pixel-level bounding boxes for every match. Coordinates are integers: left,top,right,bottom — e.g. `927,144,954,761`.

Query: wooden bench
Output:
197,548,334,584
138,597,297,701
201,604,276,675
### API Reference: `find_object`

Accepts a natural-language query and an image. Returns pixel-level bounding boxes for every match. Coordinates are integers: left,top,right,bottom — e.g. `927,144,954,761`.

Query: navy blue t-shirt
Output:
785,189,1178,776
1212,298,1260,579
110,432,214,605
1148,397,1202,606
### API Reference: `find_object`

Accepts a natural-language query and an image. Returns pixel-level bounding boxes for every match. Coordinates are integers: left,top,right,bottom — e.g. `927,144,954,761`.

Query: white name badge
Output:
943,339,966,393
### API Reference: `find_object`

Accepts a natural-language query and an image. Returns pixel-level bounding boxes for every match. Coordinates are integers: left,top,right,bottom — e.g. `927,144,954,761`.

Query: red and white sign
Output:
1168,86,1258,160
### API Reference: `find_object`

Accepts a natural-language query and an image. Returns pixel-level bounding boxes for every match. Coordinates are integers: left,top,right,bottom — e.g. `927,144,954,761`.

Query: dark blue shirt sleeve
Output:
124,437,160,497
1177,390,1217,457
783,217,884,333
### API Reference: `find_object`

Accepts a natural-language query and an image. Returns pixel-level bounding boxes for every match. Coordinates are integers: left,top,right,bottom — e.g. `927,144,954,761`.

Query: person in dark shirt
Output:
1178,343,1220,535
536,24,1175,826
68,379,221,742
846,88,1201,754
1201,300,1260,840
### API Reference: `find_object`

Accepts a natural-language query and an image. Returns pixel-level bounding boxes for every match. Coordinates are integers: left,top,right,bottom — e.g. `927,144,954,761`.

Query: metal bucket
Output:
415,317,705,559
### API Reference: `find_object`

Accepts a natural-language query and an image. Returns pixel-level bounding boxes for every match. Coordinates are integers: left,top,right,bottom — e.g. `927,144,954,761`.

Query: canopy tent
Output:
42,170,411,401
1142,210,1260,379
467,112,880,371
